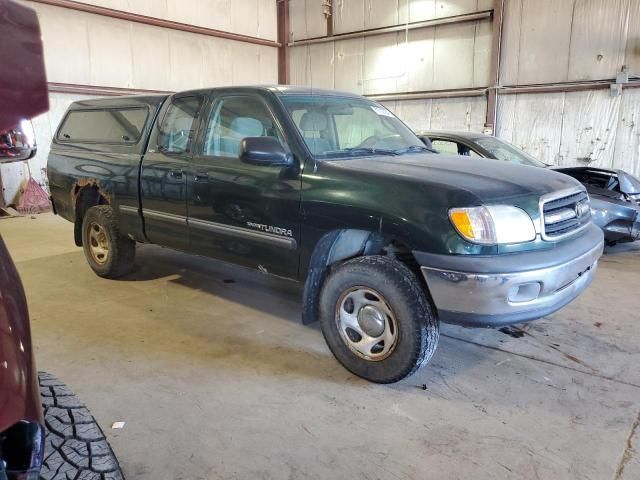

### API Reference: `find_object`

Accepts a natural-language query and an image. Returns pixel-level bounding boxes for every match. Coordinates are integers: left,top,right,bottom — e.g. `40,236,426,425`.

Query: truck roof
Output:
66,85,369,111
177,84,367,99
67,94,168,110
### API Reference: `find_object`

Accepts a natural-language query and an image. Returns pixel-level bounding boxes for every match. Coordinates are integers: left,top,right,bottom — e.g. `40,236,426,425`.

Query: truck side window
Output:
203,96,282,158
57,108,148,144
431,139,459,155
157,96,203,154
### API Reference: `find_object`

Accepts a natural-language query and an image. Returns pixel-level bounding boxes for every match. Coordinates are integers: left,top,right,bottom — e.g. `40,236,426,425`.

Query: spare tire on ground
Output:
38,372,124,480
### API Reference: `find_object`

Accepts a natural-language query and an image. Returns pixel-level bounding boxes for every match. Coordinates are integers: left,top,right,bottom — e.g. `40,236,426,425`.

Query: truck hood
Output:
327,153,581,204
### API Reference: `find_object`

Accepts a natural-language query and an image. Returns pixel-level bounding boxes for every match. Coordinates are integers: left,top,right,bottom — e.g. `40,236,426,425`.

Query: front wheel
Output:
319,255,439,383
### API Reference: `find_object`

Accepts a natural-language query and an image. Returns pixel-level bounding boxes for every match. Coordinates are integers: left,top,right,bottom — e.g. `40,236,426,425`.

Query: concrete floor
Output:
2,213,639,480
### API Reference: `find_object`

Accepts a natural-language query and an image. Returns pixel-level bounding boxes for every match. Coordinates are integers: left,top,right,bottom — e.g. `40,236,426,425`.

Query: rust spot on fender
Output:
70,178,111,212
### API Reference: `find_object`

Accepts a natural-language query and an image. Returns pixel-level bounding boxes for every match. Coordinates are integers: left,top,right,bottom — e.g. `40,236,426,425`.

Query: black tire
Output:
81,205,135,278
319,255,439,383
38,372,125,480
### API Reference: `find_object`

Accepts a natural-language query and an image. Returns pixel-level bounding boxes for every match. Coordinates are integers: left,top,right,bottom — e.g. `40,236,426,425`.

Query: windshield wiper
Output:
341,147,400,156
392,145,437,154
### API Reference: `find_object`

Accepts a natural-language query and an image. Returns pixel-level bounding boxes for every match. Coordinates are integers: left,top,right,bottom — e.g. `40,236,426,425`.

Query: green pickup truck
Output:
48,86,604,383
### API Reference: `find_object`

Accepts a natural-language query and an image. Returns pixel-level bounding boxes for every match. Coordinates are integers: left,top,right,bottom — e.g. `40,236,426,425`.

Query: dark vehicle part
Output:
0,235,44,480
420,130,640,245
240,136,292,166
319,256,439,384
38,372,124,480
553,167,640,245
0,120,37,164
0,1,48,131
81,206,135,278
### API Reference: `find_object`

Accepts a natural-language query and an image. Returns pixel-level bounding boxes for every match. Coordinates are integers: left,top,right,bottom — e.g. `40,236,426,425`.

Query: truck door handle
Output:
194,172,209,182
169,169,183,179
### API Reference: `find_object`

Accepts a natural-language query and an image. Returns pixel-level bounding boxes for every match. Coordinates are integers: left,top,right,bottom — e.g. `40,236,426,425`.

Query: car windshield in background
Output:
474,136,548,168
280,95,427,159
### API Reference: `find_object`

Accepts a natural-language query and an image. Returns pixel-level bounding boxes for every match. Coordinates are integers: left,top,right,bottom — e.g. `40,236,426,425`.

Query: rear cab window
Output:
57,108,148,144
156,96,204,155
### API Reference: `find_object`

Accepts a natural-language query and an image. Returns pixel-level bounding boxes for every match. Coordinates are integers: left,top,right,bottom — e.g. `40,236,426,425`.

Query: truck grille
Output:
541,190,591,240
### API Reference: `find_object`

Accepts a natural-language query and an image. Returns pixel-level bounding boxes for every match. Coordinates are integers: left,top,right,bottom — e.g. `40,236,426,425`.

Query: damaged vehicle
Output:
418,131,640,245
48,87,604,383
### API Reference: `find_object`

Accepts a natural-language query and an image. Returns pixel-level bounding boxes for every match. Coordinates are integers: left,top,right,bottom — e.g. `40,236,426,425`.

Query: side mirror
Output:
239,137,291,166
0,120,37,164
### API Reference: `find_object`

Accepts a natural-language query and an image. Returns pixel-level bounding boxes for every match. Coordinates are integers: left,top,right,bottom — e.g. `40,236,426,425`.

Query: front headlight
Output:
449,205,536,245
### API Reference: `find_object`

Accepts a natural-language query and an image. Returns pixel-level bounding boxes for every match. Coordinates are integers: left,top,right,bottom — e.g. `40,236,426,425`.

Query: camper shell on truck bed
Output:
48,86,604,383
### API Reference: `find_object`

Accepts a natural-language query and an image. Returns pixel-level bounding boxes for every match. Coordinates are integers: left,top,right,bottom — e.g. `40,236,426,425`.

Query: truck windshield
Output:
474,136,548,168
280,95,427,159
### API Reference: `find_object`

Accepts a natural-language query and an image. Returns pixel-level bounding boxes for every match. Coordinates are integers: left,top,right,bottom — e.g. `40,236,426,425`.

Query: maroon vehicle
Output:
0,237,44,480
1,2,123,479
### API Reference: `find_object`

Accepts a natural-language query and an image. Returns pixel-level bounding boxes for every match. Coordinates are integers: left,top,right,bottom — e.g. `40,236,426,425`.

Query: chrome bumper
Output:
420,232,604,327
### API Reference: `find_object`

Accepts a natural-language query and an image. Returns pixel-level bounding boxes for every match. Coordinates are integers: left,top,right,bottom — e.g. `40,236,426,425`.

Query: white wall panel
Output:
472,20,492,87
36,4,92,85
408,0,493,23
168,31,206,90
68,0,277,41
384,99,432,132
568,0,628,81
497,93,565,165
559,90,621,168
516,0,574,84
386,96,486,132
496,90,640,173
290,45,311,85
499,0,522,85
334,38,365,93
290,0,327,41
405,27,435,91
624,1,640,76
290,17,491,95
612,88,640,176
131,24,172,91
430,96,486,130
25,1,278,92
308,43,336,88
408,0,436,22
88,18,133,87
433,23,476,89
435,0,481,18
334,0,365,34
365,0,406,30
363,33,406,94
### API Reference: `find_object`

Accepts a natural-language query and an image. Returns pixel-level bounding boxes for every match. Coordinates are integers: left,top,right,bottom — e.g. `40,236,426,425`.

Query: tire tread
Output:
38,372,124,480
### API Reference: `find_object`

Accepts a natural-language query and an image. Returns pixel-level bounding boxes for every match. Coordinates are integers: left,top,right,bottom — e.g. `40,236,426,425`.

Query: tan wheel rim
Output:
87,222,110,265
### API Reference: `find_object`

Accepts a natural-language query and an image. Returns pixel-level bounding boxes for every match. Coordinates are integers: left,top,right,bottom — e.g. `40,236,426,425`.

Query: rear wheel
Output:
319,255,439,383
81,205,135,278
38,372,124,480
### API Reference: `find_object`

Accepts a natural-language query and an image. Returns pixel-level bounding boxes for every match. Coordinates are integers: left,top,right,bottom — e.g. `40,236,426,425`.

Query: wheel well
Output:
73,186,109,246
301,229,428,325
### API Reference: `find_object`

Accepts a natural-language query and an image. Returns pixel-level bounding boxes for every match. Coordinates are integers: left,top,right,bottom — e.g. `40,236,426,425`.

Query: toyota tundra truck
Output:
47,86,604,383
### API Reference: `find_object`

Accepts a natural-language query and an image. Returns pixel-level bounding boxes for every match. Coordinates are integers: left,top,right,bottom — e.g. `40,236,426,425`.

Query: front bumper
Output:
417,224,604,327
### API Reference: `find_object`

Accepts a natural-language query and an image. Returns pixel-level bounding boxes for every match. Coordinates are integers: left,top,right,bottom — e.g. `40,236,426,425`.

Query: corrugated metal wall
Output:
1,0,279,205
289,0,640,177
